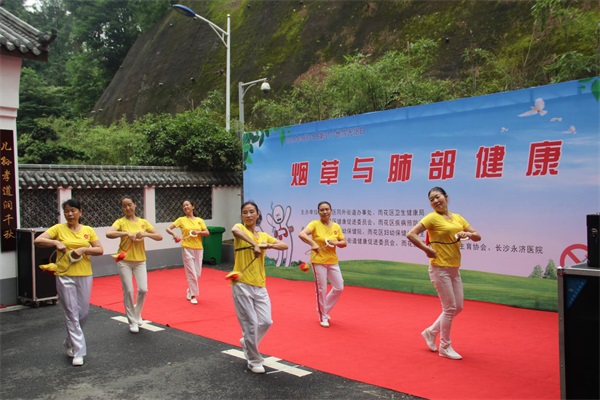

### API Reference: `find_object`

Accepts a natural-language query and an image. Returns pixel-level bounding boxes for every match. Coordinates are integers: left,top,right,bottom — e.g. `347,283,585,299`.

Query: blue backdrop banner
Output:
243,78,600,278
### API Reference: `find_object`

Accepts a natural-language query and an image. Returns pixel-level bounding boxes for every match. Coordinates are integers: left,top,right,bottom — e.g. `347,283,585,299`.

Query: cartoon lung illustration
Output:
266,204,294,267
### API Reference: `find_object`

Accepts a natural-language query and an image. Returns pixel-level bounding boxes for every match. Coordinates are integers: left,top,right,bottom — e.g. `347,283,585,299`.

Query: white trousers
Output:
312,263,344,321
117,260,148,325
232,283,272,368
182,248,203,296
56,275,93,357
427,266,464,348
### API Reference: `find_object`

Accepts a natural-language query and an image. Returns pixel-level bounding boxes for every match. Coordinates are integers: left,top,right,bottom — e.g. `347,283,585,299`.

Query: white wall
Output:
207,186,242,241
0,55,22,121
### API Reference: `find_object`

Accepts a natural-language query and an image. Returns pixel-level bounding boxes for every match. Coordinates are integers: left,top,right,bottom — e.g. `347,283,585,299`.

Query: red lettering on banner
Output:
320,159,340,185
289,139,563,184
429,149,456,180
476,145,506,178
291,161,309,186
388,153,413,182
526,140,562,176
352,157,374,183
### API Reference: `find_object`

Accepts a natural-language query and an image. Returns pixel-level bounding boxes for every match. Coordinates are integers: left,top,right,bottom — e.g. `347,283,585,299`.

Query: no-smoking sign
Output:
560,243,588,267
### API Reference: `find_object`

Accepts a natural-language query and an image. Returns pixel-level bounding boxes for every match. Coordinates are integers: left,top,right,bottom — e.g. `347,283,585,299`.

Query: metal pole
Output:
237,77,267,206
225,14,231,132
238,78,268,137
238,81,245,140
172,5,231,132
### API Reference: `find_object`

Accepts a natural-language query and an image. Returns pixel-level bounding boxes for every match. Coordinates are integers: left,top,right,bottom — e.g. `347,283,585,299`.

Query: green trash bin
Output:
202,226,226,265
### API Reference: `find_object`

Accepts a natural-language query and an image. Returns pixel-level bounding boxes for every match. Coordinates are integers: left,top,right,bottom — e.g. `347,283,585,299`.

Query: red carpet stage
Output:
91,267,559,399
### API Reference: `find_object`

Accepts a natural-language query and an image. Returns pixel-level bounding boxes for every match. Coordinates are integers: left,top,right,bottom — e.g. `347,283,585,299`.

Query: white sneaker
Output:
190,297,198,305
439,345,462,360
320,319,330,328
240,338,249,360
72,356,84,366
129,324,139,333
421,329,437,352
186,288,191,301
248,364,265,374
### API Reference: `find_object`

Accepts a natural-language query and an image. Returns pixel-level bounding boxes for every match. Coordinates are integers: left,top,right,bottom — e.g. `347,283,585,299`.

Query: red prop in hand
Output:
112,252,126,262
225,272,240,282
299,262,310,272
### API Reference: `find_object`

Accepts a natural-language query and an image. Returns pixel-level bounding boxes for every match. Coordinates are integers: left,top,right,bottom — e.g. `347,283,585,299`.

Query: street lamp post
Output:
238,78,270,138
172,4,231,132
238,78,269,205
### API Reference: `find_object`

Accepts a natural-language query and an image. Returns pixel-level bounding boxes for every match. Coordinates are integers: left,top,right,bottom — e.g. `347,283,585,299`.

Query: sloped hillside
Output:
90,0,574,126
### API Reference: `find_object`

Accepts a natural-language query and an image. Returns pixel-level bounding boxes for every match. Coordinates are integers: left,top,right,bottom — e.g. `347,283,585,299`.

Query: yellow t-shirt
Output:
306,220,345,265
233,223,277,288
420,212,470,267
45,224,99,276
173,216,207,249
111,217,154,262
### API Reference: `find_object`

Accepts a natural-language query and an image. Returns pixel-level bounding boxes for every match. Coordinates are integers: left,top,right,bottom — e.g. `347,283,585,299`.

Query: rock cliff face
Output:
92,0,531,126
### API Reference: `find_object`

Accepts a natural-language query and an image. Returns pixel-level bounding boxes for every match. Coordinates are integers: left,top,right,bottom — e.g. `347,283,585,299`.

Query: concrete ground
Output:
1,295,422,400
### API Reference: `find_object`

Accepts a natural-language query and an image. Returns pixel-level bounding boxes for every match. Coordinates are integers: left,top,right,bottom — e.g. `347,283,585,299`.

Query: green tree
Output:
18,123,87,164
63,0,170,114
42,116,143,165
17,68,71,134
16,0,76,135
529,265,544,279
543,259,558,280
22,0,76,85
65,52,107,115
14,0,170,119
546,51,597,83
130,110,241,172
253,41,456,129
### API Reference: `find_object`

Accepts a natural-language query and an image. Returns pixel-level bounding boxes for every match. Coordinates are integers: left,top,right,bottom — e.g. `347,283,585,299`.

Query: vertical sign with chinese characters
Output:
0,130,17,252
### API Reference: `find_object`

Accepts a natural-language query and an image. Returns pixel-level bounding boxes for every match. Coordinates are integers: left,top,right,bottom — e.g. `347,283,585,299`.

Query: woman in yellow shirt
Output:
298,201,347,328
231,201,288,374
34,199,104,366
407,187,481,360
166,199,209,305
106,195,163,333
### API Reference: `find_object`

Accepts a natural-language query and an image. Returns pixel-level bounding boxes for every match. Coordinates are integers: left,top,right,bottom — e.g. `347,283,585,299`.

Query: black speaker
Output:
16,229,58,305
587,214,599,268
558,266,600,399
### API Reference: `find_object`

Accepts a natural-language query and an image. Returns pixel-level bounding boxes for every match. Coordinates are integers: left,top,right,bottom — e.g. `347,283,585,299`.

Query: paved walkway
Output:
1,300,420,400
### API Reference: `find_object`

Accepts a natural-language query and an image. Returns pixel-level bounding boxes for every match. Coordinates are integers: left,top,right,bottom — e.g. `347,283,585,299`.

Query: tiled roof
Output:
19,165,241,189
0,5,56,61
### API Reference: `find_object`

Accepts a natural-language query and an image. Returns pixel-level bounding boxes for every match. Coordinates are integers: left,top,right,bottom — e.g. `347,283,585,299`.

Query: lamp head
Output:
260,81,271,94
172,4,197,18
